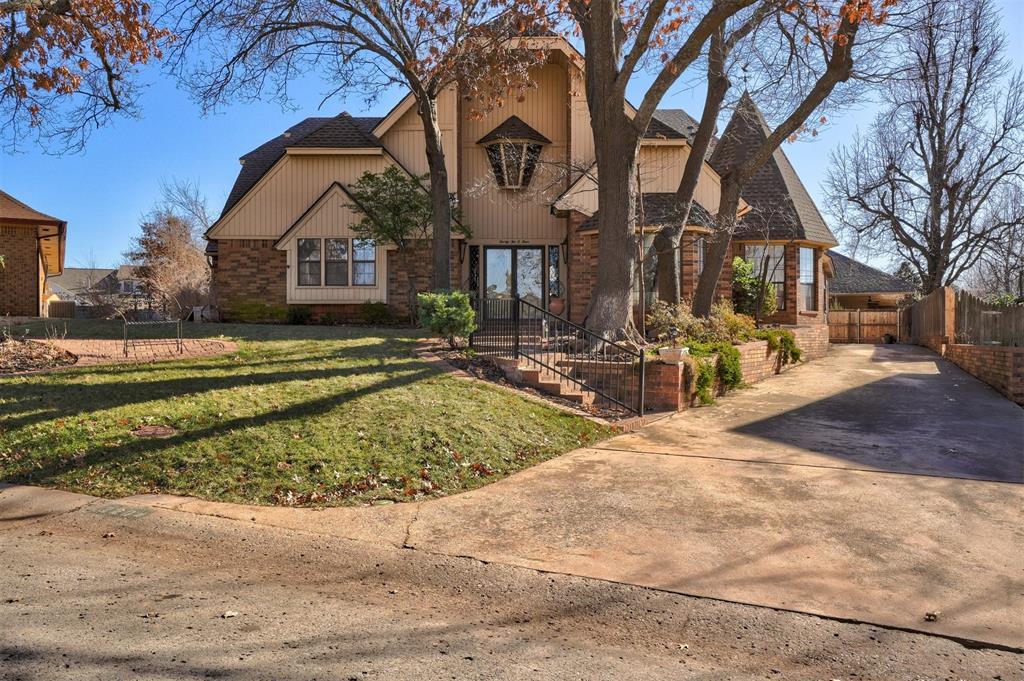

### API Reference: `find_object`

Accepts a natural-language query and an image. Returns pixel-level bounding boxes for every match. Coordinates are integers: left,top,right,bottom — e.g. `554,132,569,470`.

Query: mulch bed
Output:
439,349,631,421
0,338,77,374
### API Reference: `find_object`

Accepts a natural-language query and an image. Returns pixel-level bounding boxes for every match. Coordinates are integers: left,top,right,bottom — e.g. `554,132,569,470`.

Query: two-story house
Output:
206,36,836,328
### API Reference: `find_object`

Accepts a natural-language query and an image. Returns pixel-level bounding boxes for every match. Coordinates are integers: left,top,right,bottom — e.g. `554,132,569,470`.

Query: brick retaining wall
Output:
645,325,830,411
944,344,1024,406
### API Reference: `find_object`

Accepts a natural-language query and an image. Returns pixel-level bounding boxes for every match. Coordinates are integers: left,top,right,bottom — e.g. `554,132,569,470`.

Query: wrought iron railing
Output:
470,295,646,414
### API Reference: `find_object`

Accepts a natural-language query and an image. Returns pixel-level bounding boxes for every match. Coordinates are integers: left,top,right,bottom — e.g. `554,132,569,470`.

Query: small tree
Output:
125,205,210,318
346,166,468,321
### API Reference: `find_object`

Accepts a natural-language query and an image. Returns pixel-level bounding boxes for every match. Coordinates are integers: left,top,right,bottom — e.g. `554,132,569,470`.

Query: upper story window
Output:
477,115,550,190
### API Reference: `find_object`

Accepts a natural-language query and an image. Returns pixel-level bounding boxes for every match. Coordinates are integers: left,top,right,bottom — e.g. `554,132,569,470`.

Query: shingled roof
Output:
827,251,916,294
709,93,837,246
578,193,715,231
217,114,382,220
477,115,551,145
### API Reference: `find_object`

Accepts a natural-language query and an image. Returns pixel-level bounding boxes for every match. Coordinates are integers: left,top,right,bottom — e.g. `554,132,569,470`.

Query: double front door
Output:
484,247,544,316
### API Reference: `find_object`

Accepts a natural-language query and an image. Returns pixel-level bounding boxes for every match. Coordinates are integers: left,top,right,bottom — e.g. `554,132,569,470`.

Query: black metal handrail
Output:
470,295,645,415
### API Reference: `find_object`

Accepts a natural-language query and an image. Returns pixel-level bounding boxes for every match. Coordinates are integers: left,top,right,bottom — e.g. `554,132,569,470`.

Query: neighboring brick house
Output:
0,189,66,317
206,37,834,327
827,251,915,310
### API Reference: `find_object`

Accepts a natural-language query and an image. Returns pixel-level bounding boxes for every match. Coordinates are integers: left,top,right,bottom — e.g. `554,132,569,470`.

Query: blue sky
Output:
2,1,1022,269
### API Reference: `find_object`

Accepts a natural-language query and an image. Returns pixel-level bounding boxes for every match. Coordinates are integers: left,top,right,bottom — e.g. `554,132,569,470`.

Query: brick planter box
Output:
644,325,829,412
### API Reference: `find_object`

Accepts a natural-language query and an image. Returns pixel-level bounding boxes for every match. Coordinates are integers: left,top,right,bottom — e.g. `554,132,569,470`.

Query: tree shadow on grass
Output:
0,338,423,431
2,365,438,486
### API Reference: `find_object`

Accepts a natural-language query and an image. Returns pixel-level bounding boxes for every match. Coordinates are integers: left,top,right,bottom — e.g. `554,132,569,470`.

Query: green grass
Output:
0,320,610,506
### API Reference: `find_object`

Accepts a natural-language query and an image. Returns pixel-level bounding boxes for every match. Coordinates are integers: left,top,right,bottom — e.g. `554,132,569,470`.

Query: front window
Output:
297,238,321,286
746,244,786,310
695,237,705,275
799,247,817,311
325,238,349,286
352,239,376,286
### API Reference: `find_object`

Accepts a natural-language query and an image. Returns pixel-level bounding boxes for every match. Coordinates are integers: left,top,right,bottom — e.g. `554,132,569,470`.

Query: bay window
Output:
799,247,817,311
745,244,786,311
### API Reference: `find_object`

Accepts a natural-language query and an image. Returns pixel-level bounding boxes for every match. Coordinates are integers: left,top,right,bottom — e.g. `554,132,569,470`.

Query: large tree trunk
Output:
656,28,730,305
588,131,642,337
418,98,452,291
692,181,742,317
578,1,643,340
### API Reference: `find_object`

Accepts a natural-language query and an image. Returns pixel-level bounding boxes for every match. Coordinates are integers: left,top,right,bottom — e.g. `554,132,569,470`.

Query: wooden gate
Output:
829,309,902,343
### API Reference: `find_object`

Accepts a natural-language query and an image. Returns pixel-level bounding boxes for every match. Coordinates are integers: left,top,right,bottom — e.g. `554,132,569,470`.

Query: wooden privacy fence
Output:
954,290,1024,347
908,288,948,345
829,309,902,343
47,301,76,319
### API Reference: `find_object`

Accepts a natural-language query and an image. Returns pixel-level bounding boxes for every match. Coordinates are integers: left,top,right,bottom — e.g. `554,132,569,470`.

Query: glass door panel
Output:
484,248,514,320
516,248,544,314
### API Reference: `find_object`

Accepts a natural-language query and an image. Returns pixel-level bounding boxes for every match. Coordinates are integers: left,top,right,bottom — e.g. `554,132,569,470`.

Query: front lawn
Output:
0,321,609,506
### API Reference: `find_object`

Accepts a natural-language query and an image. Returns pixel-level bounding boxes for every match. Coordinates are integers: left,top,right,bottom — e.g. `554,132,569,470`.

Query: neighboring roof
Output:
827,251,917,295
477,115,552,145
217,114,383,220
578,193,715,231
0,189,64,226
48,268,116,294
709,93,837,246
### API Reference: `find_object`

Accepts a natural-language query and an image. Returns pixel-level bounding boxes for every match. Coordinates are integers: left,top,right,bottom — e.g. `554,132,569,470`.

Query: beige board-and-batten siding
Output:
378,88,459,193
275,183,388,305
460,62,569,243
212,154,390,239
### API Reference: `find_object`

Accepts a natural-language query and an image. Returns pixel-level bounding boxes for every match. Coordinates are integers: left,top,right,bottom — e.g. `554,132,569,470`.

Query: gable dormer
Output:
477,116,551,190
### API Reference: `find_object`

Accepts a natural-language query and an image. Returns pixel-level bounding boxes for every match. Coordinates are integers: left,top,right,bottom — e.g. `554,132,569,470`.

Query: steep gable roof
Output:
217,114,383,221
827,251,916,294
709,93,836,246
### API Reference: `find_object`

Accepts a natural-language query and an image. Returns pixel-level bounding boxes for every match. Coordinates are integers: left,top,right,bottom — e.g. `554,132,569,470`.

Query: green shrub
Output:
286,305,313,325
686,340,744,403
732,256,778,318
228,301,287,323
708,300,756,343
417,290,477,349
360,301,390,326
754,328,803,365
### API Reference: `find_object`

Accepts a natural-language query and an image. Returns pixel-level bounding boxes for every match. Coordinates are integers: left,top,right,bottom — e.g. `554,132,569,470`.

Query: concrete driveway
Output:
402,344,1024,648
19,344,1020,650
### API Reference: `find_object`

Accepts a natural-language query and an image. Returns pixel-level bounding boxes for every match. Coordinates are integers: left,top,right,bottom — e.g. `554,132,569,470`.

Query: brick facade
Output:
944,344,1024,406
212,237,459,323
0,223,42,317
213,239,288,321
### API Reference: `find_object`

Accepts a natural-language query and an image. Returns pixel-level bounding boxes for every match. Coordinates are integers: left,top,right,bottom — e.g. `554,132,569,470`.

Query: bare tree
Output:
967,182,1024,302
167,0,541,291
826,0,1024,294
125,182,213,317
690,1,896,317
1,0,169,152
